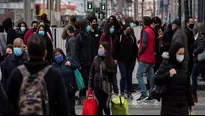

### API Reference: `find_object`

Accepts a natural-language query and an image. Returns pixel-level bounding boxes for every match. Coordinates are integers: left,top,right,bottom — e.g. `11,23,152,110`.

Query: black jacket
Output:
43,35,53,64
1,52,28,90
193,34,205,62
75,31,95,66
7,60,69,115
154,60,194,115
2,18,17,45
90,30,101,59
0,83,14,115
184,26,195,58
162,30,174,52
88,56,118,94
115,34,138,66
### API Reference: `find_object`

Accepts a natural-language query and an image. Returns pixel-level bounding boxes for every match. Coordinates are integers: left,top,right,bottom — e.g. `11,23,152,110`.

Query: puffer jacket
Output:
154,60,194,115
88,56,118,95
193,34,205,62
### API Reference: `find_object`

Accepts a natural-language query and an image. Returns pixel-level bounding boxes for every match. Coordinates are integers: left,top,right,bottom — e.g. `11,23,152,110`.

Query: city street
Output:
75,62,205,115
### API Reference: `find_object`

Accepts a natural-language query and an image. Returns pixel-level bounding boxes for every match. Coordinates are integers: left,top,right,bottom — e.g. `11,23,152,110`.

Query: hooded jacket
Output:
2,18,17,45
7,60,69,115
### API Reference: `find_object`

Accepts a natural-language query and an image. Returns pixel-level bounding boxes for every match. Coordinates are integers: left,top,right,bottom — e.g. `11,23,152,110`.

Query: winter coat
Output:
138,26,155,64
162,30,174,52
2,18,17,45
7,60,69,115
154,60,194,115
184,26,195,59
53,57,80,88
115,34,138,66
74,31,94,67
172,27,189,61
1,52,28,91
193,34,205,62
88,56,118,95
66,36,76,58
0,83,13,115
0,33,6,54
24,28,35,45
99,33,118,60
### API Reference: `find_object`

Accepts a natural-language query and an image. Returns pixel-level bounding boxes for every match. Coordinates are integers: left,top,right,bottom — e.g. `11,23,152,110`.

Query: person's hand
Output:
65,61,71,67
170,69,177,77
114,60,118,64
189,106,194,112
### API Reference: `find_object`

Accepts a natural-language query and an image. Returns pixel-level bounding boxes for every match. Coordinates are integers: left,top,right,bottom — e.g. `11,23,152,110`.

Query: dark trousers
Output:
79,65,91,98
118,61,133,93
68,91,76,115
192,61,205,95
94,89,110,115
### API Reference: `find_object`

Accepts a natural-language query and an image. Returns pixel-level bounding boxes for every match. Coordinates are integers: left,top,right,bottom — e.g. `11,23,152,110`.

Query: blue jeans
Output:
192,62,205,95
136,62,154,97
118,61,133,93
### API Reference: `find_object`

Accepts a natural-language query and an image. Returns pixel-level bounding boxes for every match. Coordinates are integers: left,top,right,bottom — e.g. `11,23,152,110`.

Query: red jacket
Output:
138,26,155,64
24,28,34,45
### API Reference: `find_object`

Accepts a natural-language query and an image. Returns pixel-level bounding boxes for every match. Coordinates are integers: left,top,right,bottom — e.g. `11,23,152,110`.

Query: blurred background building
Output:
0,0,203,27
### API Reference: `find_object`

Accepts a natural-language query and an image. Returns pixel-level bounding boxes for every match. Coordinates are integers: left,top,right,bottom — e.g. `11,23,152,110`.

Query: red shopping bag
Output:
82,88,98,115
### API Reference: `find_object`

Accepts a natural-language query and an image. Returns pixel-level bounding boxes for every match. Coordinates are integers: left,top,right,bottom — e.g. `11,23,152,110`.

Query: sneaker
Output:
193,95,198,103
127,93,133,100
137,95,148,101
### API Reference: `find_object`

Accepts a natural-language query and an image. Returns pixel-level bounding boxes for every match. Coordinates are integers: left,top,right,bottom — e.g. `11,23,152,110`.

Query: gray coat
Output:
65,36,76,58
172,27,189,62
0,33,6,54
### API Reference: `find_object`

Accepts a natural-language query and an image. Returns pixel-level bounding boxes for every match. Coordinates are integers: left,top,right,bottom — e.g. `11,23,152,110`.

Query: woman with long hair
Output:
36,25,53,64
154,42,194,115
88,42,118,115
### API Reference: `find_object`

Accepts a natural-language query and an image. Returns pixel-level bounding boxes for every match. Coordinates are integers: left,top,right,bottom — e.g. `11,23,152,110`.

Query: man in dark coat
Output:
2,18,17,45
1,38,28,91
184,17,195,75
7,34,69,115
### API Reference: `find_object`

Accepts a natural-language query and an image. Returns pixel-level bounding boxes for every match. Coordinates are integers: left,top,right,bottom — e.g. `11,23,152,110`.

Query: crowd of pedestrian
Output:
0,12,202,115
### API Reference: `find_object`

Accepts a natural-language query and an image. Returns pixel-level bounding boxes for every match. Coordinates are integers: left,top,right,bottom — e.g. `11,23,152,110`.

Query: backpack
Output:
17,65,51,115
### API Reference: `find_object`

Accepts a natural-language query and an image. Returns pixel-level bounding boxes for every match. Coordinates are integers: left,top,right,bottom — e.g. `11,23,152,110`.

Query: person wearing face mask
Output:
153,42,194,115
88,42,118,115
115,25,138,99
16,22,28,40
74,19,95,105
37,25,53,64
184,17,195,76
87,16,102,58
1,38,27,91
24,21,39,45
53,48,80,115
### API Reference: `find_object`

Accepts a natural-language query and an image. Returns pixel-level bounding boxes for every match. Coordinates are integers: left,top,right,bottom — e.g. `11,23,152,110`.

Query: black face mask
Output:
126,30,131,35
92,24,98,30
109,19,114,24
189,24,194,29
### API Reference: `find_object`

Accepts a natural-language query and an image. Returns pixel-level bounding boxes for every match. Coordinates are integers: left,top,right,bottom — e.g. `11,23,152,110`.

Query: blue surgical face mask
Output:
39,31,45,36
130,23,136,28
98,49,105,56
110,28,115,34
55,55,63,63
21,27,26,32
14,48,23,56
86,25,91,32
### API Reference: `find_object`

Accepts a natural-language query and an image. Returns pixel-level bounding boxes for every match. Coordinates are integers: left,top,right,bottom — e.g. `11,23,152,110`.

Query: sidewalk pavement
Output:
75,90,205,115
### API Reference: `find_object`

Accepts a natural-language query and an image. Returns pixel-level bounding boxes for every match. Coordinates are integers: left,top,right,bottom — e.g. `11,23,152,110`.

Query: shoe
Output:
146,96,154,100
137,95,148,101
193,95,198,103
127,93,133,100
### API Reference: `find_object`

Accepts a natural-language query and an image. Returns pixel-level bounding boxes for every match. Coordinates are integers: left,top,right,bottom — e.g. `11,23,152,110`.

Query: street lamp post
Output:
142,0,144,20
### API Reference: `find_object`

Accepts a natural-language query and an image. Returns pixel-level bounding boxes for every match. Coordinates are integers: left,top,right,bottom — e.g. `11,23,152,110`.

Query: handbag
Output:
82,88,98,115
99,63,112,95
197,35,205,61
74,69,85,91
150,84,167,99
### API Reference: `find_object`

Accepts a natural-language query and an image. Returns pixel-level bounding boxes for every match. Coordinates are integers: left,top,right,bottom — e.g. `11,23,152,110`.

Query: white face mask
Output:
176,55,184,62
21,27,26,32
